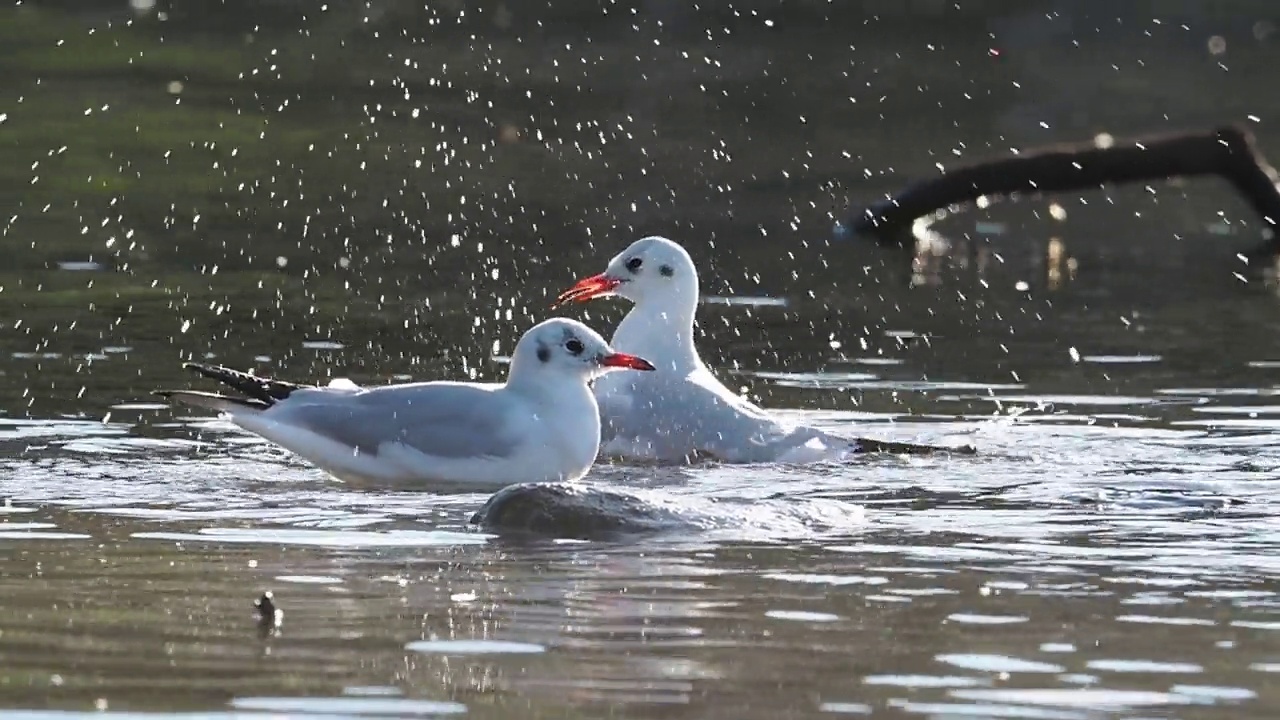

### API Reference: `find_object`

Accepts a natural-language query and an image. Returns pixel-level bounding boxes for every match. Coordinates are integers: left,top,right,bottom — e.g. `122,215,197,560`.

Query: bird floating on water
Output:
154,317,655,489
555,235,971,464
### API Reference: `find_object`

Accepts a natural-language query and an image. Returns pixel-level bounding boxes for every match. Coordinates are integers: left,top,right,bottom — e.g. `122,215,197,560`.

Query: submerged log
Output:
846,125,1280,247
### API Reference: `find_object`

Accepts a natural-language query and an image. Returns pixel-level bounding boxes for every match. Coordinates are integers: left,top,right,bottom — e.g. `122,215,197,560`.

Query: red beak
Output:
553,273,621,308
600,352,656,371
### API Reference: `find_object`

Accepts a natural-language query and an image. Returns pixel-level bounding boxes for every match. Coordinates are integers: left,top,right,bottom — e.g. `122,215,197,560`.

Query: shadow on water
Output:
5,0,1280,718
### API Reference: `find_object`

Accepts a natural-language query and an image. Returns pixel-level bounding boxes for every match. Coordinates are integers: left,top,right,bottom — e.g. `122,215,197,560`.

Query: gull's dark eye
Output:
625,257,643,273
565,338,585,355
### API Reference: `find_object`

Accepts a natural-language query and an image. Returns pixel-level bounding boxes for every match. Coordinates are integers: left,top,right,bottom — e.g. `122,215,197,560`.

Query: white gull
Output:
154,317,655,489
555,235,970,464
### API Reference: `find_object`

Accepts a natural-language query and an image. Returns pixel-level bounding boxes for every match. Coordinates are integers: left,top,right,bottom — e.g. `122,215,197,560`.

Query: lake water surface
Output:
3,2,1280,718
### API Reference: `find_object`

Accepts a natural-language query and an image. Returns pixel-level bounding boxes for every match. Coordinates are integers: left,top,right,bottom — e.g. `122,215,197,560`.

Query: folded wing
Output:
269,382,523,460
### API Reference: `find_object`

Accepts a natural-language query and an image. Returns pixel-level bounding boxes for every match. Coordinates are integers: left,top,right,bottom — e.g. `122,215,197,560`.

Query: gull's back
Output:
594,358,803,463
235,380,595,487
264,381,522,460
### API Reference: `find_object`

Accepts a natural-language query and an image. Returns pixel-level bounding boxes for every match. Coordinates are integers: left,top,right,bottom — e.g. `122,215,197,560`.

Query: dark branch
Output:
846,125,1280,246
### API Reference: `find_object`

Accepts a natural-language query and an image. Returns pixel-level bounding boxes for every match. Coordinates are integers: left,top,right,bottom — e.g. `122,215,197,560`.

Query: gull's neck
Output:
505,366,592,407
503,364,602,475
613,294,702,374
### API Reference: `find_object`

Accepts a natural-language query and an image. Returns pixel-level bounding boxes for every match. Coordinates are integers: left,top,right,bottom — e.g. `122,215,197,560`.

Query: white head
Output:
554,236,699,312
506,317,655,389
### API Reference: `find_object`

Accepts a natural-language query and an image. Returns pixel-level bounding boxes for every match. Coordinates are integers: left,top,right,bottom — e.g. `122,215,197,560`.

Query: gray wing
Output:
593,368,798,462
267,382,524,460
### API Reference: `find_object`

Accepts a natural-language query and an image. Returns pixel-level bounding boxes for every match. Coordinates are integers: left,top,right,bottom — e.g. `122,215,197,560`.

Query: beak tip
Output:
556,273,620,306
600,353,656,372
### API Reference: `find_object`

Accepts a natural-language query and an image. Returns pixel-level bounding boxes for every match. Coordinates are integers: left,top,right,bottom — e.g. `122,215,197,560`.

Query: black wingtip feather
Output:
179,362,310,406
151,389,272,412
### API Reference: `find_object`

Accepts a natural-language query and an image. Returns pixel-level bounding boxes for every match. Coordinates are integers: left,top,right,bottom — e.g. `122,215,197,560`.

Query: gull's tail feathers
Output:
855,437,978,456
179,362,311,406
151,389,268,415
153,362,317,415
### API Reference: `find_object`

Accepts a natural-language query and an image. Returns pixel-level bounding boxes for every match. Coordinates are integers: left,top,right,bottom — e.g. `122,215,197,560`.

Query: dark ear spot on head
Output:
659,264,674,277
536,344,550,363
